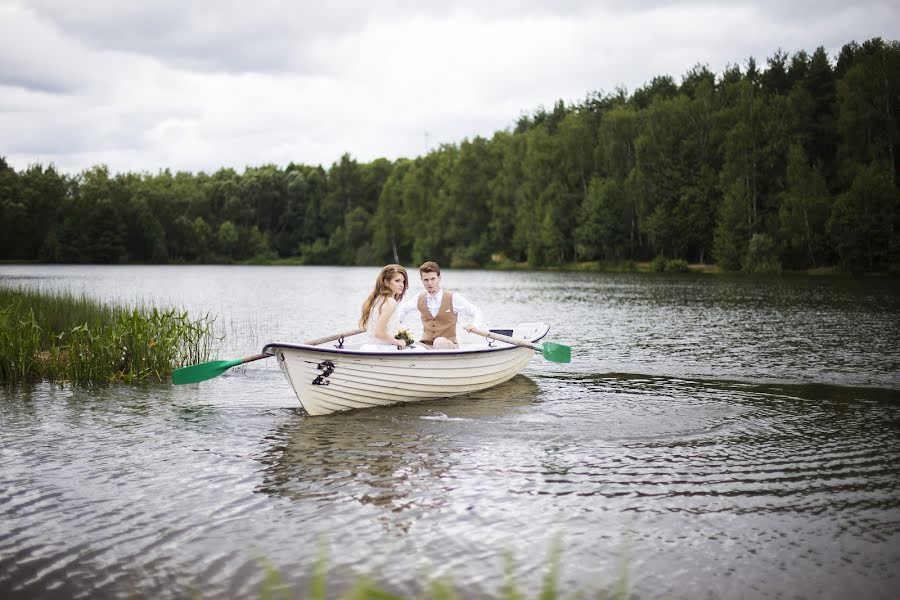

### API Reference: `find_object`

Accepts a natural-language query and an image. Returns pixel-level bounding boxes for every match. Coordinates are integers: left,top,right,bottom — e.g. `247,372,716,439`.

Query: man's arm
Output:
395,294,419,324
451,293,484,331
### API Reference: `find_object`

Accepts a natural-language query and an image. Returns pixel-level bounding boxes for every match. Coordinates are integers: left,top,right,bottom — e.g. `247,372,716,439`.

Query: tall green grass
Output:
0,285,216,384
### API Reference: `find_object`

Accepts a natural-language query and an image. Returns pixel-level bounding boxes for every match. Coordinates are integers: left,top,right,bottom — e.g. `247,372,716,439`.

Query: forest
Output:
1,38,898,273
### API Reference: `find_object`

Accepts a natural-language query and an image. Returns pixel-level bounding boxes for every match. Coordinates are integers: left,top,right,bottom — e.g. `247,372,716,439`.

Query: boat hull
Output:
263,323,547,416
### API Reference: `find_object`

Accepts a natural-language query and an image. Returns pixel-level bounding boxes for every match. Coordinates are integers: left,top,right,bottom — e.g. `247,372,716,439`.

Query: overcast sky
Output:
1,1,898,176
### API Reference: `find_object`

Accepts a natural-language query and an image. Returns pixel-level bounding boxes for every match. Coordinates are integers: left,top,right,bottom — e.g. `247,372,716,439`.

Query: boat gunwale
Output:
262,325,548,359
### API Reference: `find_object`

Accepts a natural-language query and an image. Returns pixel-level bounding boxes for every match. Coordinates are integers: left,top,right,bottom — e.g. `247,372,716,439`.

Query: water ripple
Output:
2,268,900,598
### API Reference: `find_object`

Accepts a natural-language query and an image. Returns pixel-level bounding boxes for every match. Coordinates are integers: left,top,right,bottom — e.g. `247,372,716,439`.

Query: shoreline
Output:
1,259,894,277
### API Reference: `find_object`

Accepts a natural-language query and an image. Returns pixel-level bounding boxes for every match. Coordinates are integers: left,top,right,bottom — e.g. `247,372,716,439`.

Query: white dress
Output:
361,299,404,351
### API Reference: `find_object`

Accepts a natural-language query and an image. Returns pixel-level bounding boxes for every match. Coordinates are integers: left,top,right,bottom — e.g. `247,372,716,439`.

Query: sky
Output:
1,0,898,176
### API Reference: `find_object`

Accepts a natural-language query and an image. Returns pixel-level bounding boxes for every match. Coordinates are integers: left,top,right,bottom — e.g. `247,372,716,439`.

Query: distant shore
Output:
2,258,893,277
16,259,900,278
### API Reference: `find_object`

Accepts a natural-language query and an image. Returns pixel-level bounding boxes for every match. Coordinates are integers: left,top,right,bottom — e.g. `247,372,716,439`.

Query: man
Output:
396,261,483,349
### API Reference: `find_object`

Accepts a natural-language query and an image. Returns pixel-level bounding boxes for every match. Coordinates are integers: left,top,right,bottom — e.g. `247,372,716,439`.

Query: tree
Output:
714,76,779,263
779,144,833,269
836,38,900,187
557,110,599,260
761,49,791,96
680,64,716,99
322,154,363,232
674,165,719,263
631,75,678,109
515,124,565,265
575,177,627,260
712,184,751,270
343,205,373,265
216,220,239,259
803,46,838,183
2,37,897,274
192,217,211,261
744,233,781,273
595,106,642,257
0,158,24,259
16,164,68,259
69,166,127,263
371,160,412,263
632,94,699,258
828,163,898,272
443,137,494,266
486,131,525,261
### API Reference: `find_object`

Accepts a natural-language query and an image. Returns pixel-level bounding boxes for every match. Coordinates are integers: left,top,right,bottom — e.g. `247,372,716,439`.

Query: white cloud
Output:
1,0,898,174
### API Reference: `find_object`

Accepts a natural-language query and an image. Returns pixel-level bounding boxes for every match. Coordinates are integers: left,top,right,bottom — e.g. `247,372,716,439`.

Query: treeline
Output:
1,38,898,273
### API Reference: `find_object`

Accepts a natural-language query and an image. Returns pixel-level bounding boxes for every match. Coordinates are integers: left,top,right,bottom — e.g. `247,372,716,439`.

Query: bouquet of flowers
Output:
394,328,415,348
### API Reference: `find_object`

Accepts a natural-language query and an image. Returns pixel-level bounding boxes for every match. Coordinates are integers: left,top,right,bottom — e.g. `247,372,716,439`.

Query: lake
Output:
1,265,898,599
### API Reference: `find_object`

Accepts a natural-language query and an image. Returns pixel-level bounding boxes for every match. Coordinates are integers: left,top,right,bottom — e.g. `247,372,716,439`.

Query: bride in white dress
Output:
358,264,410,351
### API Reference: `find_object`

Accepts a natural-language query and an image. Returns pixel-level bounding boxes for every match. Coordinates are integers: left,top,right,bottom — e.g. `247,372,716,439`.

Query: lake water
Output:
1,265,899,599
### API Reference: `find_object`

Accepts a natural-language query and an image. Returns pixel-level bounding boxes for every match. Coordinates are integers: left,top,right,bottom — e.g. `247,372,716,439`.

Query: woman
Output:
359,264,410,350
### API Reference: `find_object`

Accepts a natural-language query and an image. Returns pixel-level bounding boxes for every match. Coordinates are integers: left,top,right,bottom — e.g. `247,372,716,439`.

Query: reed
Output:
254,539,630,600
0,285,216,384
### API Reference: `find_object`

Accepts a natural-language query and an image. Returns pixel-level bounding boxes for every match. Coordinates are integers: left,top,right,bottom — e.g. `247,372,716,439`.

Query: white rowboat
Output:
262,322,550,416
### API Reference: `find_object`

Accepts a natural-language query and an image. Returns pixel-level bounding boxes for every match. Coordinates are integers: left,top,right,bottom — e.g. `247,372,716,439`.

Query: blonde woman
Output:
359,264,410,350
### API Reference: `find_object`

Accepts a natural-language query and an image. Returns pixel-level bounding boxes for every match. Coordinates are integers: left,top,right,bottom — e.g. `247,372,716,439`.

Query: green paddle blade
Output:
541,341,571,363
172,358,243,385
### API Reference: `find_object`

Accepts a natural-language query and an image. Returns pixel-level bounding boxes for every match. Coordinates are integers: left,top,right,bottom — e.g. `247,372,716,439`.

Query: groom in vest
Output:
398,261,483,349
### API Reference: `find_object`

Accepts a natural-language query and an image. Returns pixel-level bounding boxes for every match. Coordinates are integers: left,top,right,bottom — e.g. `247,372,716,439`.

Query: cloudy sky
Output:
1,0,898,175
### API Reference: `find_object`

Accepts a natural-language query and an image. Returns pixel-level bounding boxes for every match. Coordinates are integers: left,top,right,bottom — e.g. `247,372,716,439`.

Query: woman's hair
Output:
359,264,408,328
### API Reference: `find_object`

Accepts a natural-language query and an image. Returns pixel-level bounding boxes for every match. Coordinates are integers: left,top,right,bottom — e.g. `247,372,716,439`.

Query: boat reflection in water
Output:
256,375,540,533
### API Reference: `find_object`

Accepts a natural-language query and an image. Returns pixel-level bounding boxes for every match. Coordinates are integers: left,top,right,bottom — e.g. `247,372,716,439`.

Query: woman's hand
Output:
396,339,407,350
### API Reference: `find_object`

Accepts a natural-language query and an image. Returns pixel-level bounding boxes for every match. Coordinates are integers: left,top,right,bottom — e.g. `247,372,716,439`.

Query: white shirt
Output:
396,288,483,330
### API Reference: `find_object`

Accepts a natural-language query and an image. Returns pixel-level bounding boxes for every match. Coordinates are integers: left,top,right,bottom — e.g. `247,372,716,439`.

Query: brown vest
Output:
418,291,458,345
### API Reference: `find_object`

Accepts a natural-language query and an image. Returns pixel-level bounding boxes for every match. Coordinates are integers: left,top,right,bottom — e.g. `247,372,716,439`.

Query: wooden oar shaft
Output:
237,328,366,365
304,327,365,346
468,327,541,352
238,352,271,364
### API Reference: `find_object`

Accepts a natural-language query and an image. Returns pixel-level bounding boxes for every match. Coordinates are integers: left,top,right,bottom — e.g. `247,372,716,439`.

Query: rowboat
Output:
171,322,569,414
262,322,552,416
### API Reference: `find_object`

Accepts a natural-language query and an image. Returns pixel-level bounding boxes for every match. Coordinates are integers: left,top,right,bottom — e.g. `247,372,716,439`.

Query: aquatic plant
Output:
0,285,215,384
252,537,631,600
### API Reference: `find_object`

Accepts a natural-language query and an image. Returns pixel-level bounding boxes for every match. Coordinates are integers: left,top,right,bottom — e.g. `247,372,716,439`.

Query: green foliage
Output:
248,535,622,600
576,177,627,261
0,286,215,384
667,258,690,272
650,256,690,272
828,163,898,272
216,220,240,258
744,233,782,273
712,186,751,271
1,37,898,273
779,144,833,268
835,38,900,186
650,254,667,272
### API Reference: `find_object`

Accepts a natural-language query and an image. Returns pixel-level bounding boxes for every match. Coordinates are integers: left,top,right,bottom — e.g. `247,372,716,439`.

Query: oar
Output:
172,327,365,385
469,327,571,363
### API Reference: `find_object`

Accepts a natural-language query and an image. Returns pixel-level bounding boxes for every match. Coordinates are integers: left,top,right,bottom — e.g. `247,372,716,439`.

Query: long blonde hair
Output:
359,264,408,328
